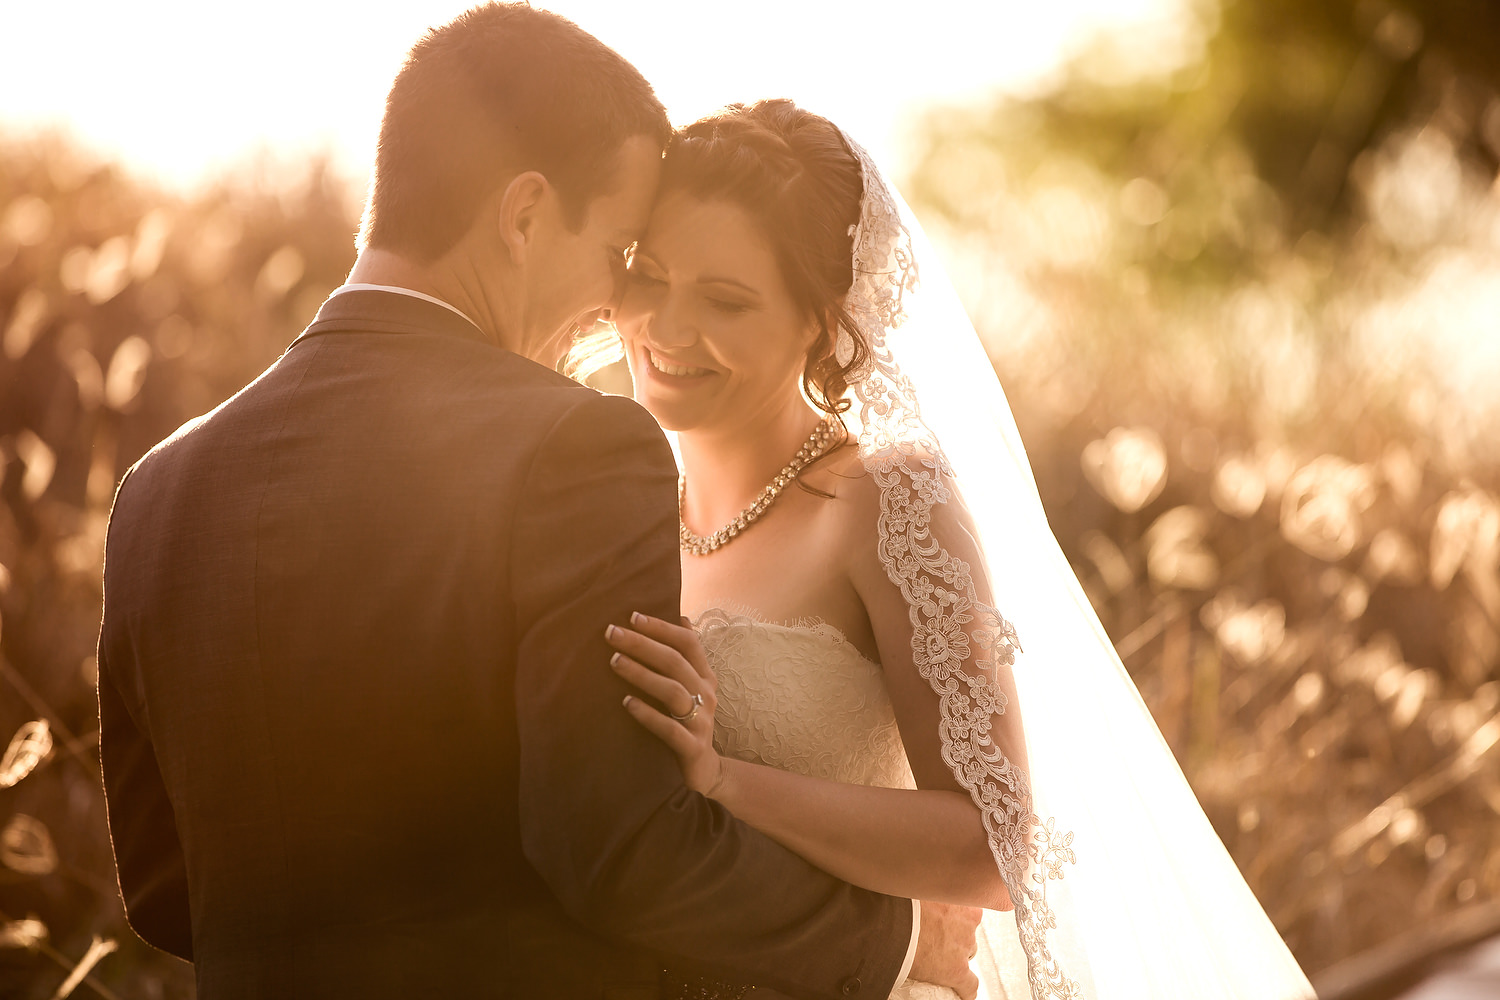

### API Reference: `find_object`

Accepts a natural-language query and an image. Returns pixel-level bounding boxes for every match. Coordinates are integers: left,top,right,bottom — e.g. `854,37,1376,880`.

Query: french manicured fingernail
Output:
622,695,633,707
630,611,644,625
605,624,617,640
609,652,622,668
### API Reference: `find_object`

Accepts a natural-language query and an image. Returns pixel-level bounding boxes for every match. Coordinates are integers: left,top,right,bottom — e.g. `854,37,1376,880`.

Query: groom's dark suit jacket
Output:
97,289,912,999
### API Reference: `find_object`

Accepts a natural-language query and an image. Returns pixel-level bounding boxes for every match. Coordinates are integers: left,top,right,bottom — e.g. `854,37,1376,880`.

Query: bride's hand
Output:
606,613,724,797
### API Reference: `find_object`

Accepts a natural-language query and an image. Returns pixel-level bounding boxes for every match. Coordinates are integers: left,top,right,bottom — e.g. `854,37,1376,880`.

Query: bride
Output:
596,99,1315,1000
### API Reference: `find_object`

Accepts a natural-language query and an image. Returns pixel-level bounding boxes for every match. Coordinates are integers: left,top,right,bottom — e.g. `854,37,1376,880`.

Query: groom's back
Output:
99,293,667,996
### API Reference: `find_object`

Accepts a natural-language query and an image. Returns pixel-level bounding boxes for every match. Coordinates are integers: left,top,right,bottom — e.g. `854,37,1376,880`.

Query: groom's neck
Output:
345,247,519,352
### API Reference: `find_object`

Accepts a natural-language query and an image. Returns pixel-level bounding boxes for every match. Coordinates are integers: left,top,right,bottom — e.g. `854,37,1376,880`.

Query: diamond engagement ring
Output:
671,693,704,723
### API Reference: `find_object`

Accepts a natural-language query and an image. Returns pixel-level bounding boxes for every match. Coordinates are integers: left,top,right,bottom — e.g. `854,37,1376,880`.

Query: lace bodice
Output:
695,608,1026,1000
697,609,915,792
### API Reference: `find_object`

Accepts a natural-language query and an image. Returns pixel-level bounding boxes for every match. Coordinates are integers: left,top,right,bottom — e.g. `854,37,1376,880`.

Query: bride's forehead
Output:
649,192,751,229
643,195,776,259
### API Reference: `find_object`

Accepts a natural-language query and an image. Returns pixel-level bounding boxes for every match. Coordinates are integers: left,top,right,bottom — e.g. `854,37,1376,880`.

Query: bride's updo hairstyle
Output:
660,100,869,416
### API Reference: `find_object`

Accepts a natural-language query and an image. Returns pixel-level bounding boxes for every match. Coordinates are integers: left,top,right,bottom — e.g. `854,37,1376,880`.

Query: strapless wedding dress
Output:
697,609,1033,1000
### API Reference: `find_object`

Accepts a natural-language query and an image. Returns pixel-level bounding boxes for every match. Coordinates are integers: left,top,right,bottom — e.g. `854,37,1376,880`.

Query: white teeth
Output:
647,350,710,377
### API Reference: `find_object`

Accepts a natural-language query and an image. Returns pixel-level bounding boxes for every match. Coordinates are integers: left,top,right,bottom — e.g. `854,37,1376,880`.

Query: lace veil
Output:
836,133,1314,1000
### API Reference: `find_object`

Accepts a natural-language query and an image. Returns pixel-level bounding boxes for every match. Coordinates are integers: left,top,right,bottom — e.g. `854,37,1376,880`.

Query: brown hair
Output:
359,3,671,261
654,99,869,415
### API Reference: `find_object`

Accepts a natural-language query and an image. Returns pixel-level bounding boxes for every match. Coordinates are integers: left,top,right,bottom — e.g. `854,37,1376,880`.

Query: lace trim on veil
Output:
842,135,1083,1000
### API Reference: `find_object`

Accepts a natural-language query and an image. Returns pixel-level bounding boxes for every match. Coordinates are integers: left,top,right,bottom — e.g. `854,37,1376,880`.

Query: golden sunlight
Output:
0,0,1189,186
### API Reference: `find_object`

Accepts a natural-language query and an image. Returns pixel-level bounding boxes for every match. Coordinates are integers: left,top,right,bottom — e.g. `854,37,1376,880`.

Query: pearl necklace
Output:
679,419,841,556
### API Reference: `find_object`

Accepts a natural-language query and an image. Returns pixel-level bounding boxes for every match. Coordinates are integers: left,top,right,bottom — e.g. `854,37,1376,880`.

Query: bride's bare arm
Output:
713,757,1008,911
606,606,1012,912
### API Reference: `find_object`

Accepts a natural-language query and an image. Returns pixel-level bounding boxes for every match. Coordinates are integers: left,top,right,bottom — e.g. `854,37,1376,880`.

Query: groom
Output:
97,4,978,999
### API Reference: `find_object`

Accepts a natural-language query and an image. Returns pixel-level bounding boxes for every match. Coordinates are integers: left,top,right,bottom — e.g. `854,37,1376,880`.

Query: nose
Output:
643,291,698,351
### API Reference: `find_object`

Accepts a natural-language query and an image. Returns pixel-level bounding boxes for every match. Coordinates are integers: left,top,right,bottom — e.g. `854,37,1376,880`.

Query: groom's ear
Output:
496,170,550,264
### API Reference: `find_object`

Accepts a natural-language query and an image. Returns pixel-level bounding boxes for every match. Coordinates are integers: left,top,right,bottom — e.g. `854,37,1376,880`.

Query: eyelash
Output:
623,266,750,314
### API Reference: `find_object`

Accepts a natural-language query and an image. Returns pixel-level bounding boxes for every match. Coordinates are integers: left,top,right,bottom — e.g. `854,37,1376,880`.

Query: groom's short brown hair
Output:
359,3,670,261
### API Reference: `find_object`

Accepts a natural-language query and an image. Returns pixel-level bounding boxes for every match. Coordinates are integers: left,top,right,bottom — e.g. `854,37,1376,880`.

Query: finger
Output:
622,695,699,755
606,625,702,690
621,613,712,681
610,652,696,717
958,970,979,1000
627,612,714,680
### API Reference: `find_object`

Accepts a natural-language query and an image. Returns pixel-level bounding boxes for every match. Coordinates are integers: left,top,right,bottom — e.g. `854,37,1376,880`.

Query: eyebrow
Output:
696,275,761,298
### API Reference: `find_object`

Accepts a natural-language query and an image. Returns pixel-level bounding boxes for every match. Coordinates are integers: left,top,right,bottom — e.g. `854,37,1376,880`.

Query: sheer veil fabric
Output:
835,134,1315,1000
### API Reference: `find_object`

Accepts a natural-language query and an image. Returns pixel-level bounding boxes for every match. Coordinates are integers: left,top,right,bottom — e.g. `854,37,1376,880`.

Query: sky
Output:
0,0,1189,189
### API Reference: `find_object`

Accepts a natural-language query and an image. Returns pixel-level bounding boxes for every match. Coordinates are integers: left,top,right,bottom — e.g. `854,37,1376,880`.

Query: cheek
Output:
556,241,609,299
717,319,807,390
614,309,644,348
615,287,647,327
575,255,611,297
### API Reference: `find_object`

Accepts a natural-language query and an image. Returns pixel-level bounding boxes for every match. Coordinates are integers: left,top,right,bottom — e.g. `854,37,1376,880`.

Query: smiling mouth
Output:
645,348,714,378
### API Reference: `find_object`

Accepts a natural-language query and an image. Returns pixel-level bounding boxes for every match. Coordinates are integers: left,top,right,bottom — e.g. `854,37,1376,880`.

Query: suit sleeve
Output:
512,392,912,1000
97,476,194,961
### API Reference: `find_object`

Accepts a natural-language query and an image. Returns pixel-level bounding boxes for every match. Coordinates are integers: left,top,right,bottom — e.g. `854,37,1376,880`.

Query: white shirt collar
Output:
332,283,481,332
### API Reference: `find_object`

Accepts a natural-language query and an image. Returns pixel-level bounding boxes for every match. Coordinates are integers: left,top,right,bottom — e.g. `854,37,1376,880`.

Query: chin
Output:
652,412,705,434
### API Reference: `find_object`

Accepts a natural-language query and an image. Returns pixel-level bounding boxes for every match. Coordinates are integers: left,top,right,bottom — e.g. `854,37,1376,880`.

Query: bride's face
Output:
616,193,819,433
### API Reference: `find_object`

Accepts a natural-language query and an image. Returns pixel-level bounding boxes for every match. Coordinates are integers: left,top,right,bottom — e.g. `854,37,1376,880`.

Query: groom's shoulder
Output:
447,345,669,462
474,348,639,426
474,352,656,432
526,386,673,467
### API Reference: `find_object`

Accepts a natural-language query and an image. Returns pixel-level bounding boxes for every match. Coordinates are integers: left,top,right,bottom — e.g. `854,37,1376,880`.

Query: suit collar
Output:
289,288,585,391
294,288,492,347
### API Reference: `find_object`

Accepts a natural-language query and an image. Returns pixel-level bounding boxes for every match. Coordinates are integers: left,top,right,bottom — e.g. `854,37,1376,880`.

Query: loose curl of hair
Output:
658,100,868,418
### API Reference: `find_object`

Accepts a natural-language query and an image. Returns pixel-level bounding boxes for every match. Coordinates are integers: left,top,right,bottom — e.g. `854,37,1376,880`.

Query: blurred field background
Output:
3,0,1500,997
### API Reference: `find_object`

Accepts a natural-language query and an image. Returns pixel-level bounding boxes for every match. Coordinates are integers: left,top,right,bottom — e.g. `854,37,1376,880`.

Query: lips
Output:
644,347,714,379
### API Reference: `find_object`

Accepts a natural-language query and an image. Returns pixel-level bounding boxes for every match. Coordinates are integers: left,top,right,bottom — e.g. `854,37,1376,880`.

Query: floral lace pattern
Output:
841,134,1083,1000
697,609,914,791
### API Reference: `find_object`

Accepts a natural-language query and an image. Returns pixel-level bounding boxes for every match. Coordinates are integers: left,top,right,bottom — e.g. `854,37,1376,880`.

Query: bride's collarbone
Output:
682,489,879,660
683,486,851,589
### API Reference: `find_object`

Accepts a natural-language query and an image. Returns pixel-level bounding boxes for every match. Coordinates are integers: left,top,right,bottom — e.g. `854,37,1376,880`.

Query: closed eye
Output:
708,298,751,315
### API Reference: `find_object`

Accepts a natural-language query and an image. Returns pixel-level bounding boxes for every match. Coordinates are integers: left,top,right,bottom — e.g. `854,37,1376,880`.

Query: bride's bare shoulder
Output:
800,445,901,550
801,444,875,509
803,442,951,512
805,444,986,569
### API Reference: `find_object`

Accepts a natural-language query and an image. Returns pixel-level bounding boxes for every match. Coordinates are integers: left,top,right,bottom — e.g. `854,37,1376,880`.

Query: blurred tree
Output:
911,0,1500,241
